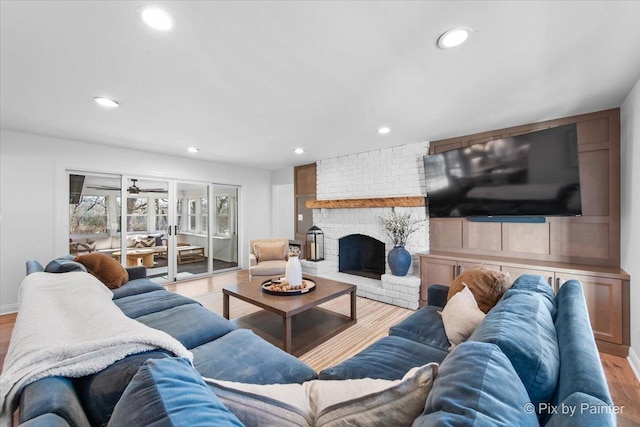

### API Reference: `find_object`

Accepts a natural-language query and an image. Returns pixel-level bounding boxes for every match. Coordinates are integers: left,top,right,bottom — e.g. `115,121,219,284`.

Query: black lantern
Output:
306,225,324,262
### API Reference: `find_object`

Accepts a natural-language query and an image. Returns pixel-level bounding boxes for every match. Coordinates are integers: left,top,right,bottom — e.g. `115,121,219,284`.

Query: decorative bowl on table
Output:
261,278,316,296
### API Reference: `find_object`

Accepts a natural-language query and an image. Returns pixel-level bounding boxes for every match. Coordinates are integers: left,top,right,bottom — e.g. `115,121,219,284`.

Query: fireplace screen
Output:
339,234,385,280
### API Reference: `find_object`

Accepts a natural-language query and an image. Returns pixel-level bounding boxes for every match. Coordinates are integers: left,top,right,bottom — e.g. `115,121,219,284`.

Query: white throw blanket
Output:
0,272,193,426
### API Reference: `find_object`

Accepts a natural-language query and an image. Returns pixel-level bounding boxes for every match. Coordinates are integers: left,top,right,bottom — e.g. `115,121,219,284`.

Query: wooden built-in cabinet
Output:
428,109,621,267
294,163,317,243
419,252,630,356
422,109,630,357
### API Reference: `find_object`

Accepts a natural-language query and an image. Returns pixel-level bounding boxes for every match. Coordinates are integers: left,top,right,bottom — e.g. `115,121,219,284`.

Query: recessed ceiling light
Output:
378,126,391,135
93,97,119,108
437,27,472,49
187,147,199,153
137,6,175,31
294,148,304,155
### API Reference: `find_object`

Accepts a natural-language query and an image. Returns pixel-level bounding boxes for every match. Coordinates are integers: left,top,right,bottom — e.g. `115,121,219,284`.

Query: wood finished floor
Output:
1,269,639,426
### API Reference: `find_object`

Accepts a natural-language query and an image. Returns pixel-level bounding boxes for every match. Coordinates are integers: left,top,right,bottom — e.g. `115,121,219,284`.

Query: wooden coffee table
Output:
223,275,357,356
112,249,155,268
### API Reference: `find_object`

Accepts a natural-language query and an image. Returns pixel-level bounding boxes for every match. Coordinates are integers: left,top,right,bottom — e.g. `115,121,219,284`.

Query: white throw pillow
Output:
204,362,437,427
441,283,486,350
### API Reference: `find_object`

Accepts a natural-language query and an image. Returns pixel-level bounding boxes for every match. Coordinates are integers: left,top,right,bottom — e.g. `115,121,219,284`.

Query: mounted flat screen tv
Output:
423,123,582,218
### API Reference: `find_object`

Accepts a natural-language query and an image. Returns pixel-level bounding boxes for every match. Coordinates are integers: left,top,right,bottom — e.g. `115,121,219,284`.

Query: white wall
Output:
620,75,640,377
0,130,273,313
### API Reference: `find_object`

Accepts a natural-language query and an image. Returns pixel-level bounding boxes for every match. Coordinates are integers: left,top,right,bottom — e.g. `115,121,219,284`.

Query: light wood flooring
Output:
1,270,639,425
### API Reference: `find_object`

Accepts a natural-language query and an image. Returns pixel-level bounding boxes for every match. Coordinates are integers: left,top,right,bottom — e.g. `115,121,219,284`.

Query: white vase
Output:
285,254,303,286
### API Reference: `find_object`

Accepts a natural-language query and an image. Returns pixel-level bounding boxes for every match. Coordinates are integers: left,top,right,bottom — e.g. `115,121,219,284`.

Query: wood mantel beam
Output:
306,196,425,209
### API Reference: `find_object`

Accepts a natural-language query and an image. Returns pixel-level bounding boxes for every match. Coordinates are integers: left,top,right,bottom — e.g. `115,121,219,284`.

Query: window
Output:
216,195,229,236
201,197,208,232
156,198,168,231
69,196,108,234
188,199,197,231
127,197,148,232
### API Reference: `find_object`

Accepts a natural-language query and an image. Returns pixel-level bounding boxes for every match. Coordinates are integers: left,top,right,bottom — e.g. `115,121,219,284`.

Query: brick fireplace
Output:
301,141,430,310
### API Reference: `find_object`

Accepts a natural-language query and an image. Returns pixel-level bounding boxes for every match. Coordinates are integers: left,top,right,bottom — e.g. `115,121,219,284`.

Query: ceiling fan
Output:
87,179,167,194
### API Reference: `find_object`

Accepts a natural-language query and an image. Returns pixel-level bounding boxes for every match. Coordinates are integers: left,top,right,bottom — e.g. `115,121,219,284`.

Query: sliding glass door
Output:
211,185,239,272
122,177,170,280
174,181,211,279
68,172,236,283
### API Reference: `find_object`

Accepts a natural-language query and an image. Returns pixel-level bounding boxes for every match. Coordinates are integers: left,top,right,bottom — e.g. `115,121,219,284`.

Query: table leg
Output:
223,293,230,319
350,290,357,320
283,316,292,354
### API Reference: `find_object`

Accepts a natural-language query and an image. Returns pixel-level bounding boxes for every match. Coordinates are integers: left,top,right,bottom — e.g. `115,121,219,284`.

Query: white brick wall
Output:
316,141,430,199
308,141,431,309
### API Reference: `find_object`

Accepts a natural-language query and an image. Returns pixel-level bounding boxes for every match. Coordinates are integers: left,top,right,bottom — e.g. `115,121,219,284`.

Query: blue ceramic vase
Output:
388,246,411,276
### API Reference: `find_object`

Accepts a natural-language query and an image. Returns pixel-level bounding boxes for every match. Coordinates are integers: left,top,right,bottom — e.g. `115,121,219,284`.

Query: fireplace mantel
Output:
306,196,425,209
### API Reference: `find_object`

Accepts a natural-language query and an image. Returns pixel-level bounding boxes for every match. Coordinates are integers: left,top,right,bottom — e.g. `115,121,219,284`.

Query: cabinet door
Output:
421,257,456,285
458,261,501,276
419,257,456,305
557,273,623,344
501,266,555,290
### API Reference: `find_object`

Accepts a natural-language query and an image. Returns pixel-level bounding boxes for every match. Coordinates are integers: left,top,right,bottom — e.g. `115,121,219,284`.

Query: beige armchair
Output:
249,238,289,279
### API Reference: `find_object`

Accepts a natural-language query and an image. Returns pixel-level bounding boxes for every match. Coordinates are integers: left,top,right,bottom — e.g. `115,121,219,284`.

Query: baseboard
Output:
0,303,18,315
628,348,640,383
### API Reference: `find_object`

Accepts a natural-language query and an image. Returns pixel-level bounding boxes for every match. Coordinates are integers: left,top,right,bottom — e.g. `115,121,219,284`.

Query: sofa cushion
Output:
508,273,557,319
469,291,560,414
134,237,156,248
74,253,129,289
45,256,87,274
250,260,287,276
441,284,486,350
545,392,616,427
135,303,236,349
75,350,170,426
254,241,287,262
318,335,448,380
389,305,450,351
447,267,512,313
94,237,113,251
192,329,317,384
107,357,243,427
206,362,437,427
76,241,96,253
414,341,539,427
19,377,91,427
18,413,71,427
110,278,165,299
543,280,614,425
114,289,195,318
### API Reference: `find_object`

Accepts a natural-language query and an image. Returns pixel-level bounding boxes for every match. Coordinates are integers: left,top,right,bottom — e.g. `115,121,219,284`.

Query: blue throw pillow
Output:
45,256,87,273
415,341,539,426
469,291,560,416
107,357,243,427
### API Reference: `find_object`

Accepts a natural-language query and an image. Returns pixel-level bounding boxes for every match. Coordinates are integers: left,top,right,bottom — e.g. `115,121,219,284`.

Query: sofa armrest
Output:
26,260,45,275
428,284,449,307
249,253,257,267
19,377,91,427
126,266,147,280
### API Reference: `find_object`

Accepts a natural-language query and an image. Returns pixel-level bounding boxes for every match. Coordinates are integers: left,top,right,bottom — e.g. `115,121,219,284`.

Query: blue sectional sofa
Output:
16,261,317,426
12,260,615,426
319,274,617,426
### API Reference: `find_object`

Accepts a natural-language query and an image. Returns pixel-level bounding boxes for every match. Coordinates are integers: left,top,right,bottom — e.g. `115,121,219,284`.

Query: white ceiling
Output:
2,1,640,170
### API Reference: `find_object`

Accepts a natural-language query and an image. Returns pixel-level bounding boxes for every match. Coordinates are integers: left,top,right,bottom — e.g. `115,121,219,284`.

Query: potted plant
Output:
381,209,422,276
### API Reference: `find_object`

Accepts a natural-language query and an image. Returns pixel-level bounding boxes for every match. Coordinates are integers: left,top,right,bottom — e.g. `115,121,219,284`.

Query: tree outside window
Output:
188,199,197,231
127,197,148,232
201,197,208,232
156,198,168,231
69,196,108,234
216,195,229,236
